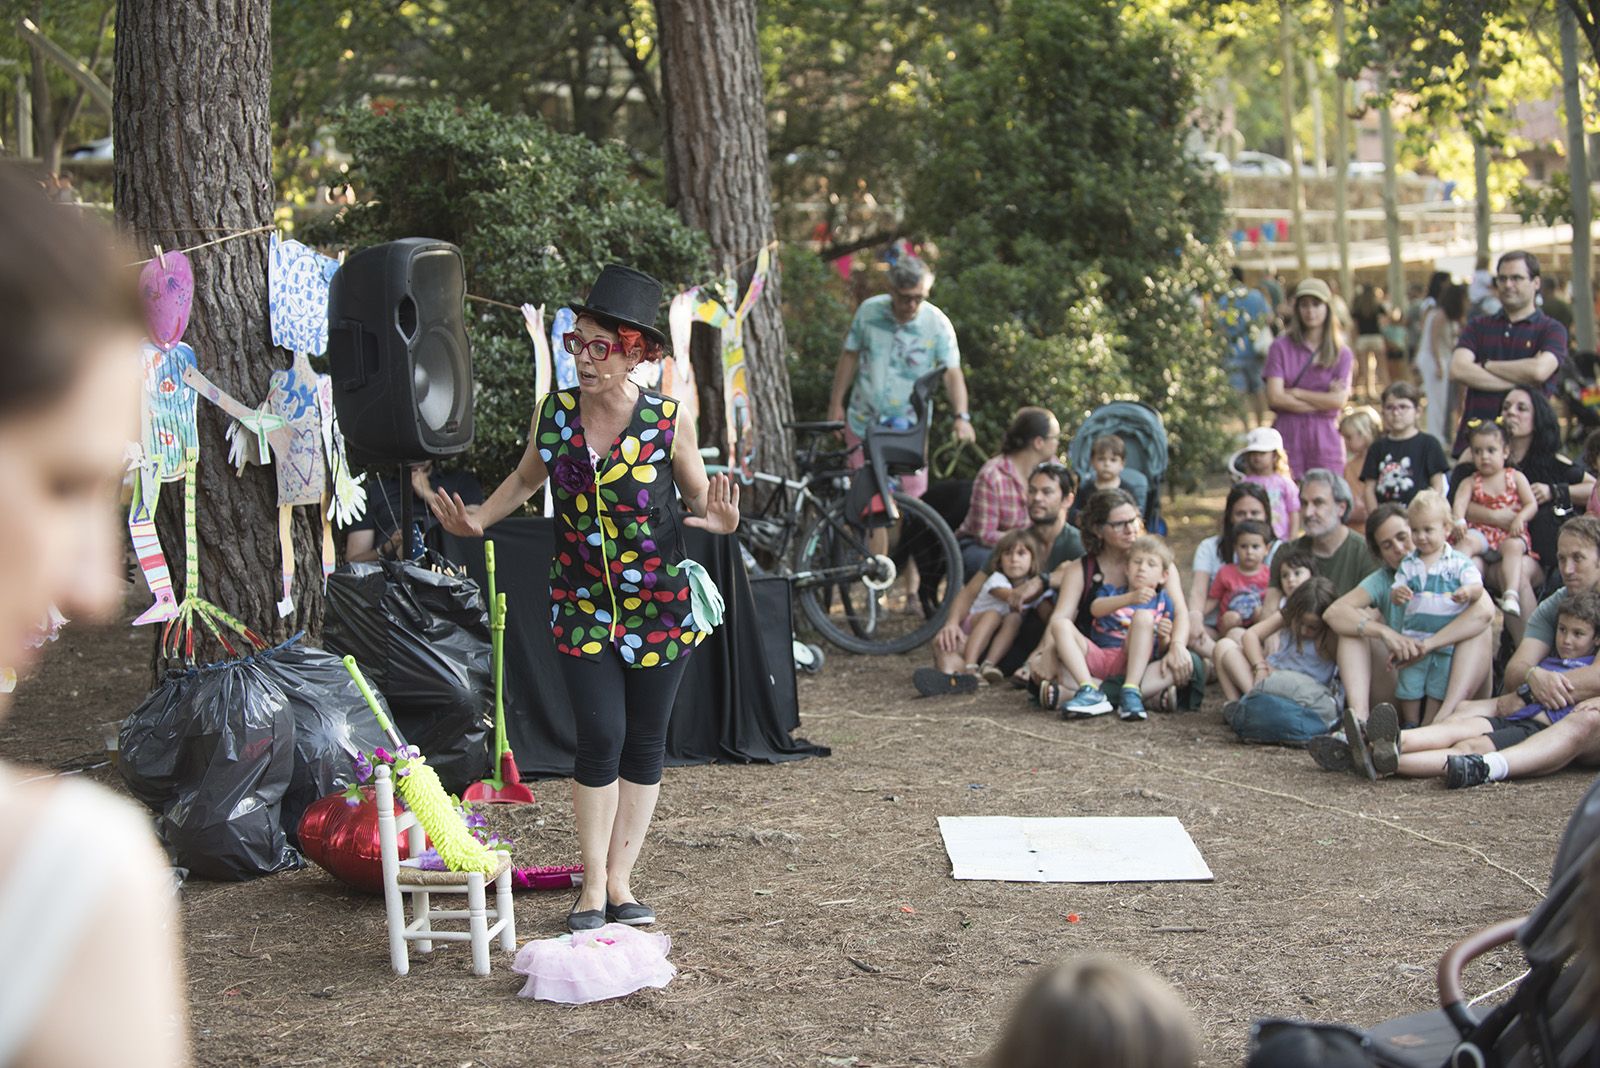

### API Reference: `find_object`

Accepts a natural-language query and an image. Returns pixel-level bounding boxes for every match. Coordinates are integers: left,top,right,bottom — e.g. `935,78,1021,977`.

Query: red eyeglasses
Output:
563,331,625,362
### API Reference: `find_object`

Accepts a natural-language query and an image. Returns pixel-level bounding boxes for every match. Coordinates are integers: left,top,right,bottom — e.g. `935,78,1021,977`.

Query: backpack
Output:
1223,669,1340,746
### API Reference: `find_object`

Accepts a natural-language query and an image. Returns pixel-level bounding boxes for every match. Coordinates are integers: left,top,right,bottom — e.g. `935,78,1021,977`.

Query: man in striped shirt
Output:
1390,490,1485,726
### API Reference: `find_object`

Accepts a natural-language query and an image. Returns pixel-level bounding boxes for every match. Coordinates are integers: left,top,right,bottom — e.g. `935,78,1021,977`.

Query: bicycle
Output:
707,373,964,656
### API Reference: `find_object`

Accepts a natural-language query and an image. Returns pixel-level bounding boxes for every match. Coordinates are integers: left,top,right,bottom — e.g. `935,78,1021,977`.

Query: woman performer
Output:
433,264,739,932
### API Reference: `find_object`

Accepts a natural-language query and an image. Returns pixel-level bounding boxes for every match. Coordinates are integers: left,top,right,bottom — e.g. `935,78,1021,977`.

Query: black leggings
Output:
557,647,693,788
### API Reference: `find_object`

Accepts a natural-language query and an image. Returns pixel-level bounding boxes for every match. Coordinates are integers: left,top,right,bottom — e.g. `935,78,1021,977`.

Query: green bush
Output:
906,0,1235,490
330,99,708,485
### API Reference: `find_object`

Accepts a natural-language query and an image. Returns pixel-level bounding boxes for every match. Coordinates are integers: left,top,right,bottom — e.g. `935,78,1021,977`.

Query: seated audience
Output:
916,529,1043,695
1451,419,1536,619
1268,469,1379,605
1343,590,1600,783
1447,386,1594,618
1215,577,1340,708
1205,519,1273,642
1320,504,1494,743
1322,515,1600,785
1339,405,1380,532
1389,490,1484,726
345,460,484,562
1036,503,1190,720
931,462,1080,685
1187,483,1278,661
1584,428,1600,517
1082,432,1148,515
955,406,1062,578
1359,381,1448,515
989,956,1197,1068
1229,426,1299,541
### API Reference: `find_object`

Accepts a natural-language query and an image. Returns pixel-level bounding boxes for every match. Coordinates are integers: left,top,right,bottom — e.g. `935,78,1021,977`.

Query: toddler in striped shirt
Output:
1390,490,1484,726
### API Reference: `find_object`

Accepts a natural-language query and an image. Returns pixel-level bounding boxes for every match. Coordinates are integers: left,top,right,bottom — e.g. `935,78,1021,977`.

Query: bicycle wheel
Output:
794,491,962,655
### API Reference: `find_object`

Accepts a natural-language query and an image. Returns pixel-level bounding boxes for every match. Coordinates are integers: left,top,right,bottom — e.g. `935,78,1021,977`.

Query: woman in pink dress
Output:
1265,278,1354,479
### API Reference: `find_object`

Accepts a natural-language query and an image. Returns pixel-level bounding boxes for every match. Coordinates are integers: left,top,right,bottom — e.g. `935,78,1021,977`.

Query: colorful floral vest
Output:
535,388,706,668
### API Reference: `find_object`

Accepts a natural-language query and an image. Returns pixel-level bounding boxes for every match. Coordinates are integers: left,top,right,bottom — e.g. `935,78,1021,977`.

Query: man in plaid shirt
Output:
956,407,1062,577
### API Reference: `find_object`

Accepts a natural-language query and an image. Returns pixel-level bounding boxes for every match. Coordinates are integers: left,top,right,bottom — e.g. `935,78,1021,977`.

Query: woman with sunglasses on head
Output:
0,169,189,1065
432,264,739,933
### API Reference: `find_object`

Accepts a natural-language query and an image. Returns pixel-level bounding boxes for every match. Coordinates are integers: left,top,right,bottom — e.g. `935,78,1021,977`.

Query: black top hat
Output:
569,264,667,346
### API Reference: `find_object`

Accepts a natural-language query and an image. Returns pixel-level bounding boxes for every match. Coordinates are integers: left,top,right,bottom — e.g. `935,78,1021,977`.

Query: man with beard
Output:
916,462,1080,694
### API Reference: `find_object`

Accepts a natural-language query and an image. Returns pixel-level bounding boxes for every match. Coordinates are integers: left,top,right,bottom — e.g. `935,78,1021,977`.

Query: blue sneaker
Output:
1063,684,1113,718
1118,686,1147,721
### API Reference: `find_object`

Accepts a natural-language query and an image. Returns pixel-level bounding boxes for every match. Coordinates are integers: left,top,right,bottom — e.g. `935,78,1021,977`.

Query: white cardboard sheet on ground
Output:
938,816,1213,883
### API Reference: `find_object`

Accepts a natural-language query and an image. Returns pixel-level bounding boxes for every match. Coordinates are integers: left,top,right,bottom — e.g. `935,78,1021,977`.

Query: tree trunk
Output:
115,0,323,662
656,0,794,477
1278,0,1310,277
1333,0,1352,300
1380,88,1406,314
1562,2,1596,351
1305,57,1325,177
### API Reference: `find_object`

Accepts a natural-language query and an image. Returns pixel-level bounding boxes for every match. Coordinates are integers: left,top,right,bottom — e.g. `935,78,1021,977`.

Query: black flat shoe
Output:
606,899,656,926
567,904,607,932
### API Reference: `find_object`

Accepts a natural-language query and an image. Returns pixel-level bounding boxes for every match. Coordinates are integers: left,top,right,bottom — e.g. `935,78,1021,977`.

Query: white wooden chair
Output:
374,764,515,976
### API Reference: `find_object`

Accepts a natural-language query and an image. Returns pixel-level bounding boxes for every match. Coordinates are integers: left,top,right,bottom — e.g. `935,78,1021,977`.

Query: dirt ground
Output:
5,487,1595,1067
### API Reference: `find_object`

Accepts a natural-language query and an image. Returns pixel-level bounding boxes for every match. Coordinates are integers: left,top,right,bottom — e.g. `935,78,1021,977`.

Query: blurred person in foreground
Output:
0,166,190,1066
989,955,1197,1068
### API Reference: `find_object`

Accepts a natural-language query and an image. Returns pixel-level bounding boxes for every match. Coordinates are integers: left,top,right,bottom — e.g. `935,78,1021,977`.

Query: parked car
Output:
64,137,113,161
1196,150,1232,174
1230,151,1293,176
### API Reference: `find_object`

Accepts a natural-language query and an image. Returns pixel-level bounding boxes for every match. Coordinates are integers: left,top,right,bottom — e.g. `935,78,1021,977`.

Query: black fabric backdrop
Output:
439,520,827,778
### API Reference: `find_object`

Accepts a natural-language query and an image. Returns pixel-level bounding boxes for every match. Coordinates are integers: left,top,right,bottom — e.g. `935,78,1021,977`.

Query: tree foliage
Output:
327,100,707,484
905,0,1234,487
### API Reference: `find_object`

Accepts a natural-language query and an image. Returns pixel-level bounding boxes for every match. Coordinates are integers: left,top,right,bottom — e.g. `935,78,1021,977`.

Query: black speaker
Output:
327,238,473,464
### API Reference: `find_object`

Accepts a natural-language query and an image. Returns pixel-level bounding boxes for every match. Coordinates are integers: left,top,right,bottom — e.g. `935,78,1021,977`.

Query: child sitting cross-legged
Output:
1388,489,1484,726
1326,589,1600,786
1452,419,1538,618
915,529,1042,696
1041,533,1176,722
1215,576,1340,707
1206,519,1273,643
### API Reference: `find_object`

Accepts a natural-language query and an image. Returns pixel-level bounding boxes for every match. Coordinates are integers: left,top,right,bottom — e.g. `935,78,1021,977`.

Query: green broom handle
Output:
342,655,405,751
493,592,507,760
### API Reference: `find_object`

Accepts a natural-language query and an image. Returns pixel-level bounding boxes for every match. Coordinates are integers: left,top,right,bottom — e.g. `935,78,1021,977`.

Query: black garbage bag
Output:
255,637,393,847
323,560,492,793
120,655,303,881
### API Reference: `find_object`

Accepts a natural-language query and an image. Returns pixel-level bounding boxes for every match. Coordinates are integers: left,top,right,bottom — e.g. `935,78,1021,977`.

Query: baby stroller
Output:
1067,401,1170,534
1316,773,1598,1067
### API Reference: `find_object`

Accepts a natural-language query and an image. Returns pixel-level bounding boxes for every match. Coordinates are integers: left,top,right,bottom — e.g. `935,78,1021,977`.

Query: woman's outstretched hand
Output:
685,473,740,534
430,490,485,538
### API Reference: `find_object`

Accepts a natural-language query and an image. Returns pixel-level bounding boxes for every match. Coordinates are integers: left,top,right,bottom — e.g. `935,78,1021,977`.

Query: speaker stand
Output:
400,463,416,560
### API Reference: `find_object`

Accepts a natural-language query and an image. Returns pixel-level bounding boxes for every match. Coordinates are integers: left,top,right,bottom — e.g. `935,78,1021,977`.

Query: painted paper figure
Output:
269,234,341,356
549,306,577,390
128,341,200,625
185,350,366,617
523,303,556,516
665,289,702,433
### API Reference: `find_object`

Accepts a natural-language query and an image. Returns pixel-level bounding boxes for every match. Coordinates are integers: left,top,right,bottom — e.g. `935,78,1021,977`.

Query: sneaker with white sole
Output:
1445,753,1493,789
1501,590,1521,617
1118,686,1147,721
1063,684,1113,718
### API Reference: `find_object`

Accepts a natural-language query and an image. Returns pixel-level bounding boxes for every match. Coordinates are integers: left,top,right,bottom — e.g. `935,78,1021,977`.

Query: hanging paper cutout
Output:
549,307,577,389
719,247,770,478
139,251,195,352
665,289,702,433
268,234,341,356
183,351,365,618
127,341,200,626
522,303,556,517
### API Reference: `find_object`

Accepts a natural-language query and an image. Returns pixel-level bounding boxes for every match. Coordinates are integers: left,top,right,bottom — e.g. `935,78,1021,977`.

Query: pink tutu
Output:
512,923,675,1004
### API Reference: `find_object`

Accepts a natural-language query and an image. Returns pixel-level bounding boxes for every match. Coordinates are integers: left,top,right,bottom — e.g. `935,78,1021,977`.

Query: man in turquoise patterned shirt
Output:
827,256,975,498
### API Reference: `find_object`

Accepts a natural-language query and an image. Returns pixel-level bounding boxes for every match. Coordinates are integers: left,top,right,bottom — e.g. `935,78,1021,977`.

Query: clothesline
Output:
126,224,277,267
125,224,783,315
